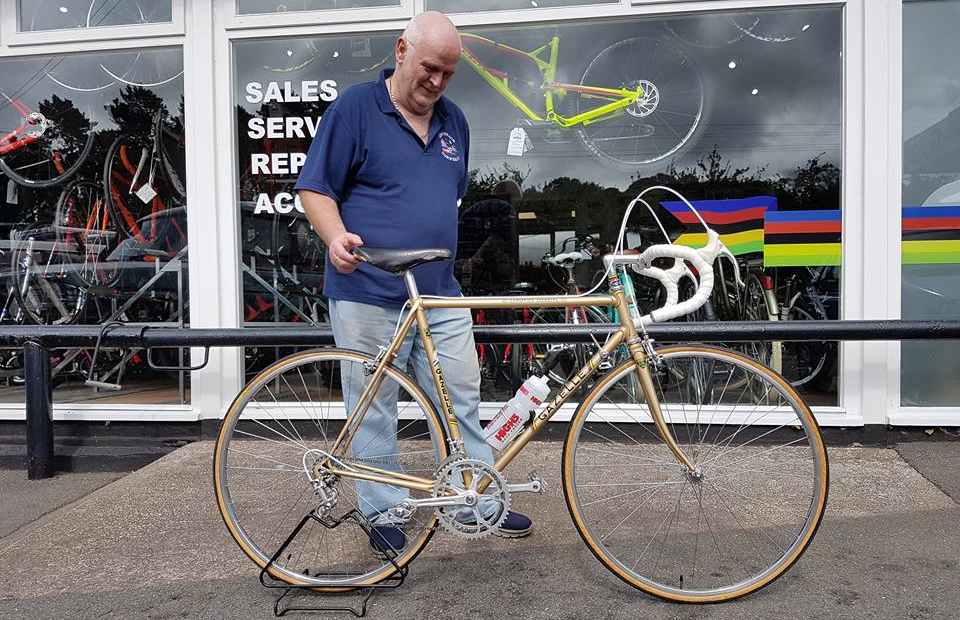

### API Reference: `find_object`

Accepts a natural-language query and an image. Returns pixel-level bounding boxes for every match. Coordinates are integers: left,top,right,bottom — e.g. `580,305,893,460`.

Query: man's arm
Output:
300,189,364,274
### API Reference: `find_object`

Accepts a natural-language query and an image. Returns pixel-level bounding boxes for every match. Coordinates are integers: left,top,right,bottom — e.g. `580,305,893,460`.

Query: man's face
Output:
396,36,460,114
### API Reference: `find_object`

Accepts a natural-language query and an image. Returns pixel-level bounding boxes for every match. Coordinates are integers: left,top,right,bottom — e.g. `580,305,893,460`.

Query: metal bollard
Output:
24,341,54,480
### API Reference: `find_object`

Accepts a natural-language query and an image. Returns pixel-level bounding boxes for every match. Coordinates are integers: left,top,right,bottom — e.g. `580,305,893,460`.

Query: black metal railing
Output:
6,319,960,479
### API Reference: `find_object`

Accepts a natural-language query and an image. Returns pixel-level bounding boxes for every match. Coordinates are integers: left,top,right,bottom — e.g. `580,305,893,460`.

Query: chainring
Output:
433,457,511,540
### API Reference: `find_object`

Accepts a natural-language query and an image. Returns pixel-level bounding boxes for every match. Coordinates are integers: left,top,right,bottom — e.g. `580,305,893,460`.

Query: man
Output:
295,11,533,556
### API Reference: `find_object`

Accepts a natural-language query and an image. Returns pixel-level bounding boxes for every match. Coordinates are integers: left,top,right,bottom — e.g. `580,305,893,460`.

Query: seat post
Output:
403,271,419,300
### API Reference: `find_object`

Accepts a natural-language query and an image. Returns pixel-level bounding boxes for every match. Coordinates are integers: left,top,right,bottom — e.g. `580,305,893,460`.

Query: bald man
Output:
295,12,533,558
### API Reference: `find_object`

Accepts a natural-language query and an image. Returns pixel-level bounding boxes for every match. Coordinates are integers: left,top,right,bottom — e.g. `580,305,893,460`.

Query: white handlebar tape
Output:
635,230,721,325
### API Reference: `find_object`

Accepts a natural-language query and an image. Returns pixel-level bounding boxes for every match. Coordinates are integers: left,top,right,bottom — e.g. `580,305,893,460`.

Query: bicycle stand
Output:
259,509,407,617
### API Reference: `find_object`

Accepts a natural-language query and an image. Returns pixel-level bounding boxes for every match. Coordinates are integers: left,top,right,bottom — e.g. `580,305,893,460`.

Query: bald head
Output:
393,11,461,115
402,11,461,54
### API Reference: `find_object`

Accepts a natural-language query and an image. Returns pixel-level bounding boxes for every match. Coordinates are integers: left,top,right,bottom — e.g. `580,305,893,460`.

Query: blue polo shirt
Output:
294,68,470,308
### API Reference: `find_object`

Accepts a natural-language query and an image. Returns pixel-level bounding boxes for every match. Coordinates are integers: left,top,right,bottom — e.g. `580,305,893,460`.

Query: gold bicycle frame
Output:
319,270,697,492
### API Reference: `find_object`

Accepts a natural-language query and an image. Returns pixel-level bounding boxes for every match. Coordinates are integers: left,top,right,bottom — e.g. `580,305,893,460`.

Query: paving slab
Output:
895,440,960,503
0,442,957,620
0,469,124,539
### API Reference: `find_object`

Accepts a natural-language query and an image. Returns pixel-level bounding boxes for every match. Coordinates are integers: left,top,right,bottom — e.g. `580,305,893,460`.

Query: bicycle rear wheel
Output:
562,345,828,602
104,132,183,243
9,226,87,325
55,180,120,288
577,37,706,168
214,348,449,589
0,98,95,188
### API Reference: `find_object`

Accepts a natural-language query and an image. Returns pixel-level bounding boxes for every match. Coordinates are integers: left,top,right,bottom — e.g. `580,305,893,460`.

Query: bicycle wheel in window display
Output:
9,225,88,325
662,14,746,48
0,93,96,188
577,37,707,169
55,179,122,288
103,114,185,244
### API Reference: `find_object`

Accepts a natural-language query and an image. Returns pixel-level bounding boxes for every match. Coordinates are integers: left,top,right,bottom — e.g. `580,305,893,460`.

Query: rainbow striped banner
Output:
763,210,842,267
902,206,960,264
659,198,960,266
661,196,775,256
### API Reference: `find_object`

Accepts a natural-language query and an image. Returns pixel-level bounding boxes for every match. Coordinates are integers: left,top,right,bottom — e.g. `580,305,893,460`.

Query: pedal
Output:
507,472,547,495
386,499,417,524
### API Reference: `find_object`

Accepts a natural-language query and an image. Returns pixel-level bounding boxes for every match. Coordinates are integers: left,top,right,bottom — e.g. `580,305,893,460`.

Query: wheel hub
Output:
628,80,660,118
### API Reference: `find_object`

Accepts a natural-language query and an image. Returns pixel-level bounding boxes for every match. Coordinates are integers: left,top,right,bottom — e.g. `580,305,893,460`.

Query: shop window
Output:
235,33,393,378
237,0,399,14
426,0,616,13
0,47,188,404
233,7,842,403
901,0,960,407
17,0,173,32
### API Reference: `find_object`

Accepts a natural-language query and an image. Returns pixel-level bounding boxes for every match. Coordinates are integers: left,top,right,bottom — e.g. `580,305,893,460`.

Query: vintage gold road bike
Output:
213,190,829,603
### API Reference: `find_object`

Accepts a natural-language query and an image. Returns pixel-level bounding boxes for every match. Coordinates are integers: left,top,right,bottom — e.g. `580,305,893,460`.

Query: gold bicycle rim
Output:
213,348,449,591
561,344,829,603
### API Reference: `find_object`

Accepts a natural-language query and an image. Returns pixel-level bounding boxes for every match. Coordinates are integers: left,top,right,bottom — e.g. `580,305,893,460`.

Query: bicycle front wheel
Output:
562,345,828,602
214,348,449,590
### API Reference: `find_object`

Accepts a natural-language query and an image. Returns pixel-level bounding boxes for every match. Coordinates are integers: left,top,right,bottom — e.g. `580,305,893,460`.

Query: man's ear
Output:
395,36,407,68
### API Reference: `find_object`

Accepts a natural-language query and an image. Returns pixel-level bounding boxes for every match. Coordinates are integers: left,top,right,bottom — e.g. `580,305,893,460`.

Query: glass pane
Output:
237,0,399,15
234,7,843,404
18,0,172,32
427,0,616,13
0,48,188,404
901,0,960,407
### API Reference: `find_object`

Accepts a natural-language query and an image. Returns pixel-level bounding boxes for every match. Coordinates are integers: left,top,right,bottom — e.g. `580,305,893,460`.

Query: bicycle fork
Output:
609,275,699,475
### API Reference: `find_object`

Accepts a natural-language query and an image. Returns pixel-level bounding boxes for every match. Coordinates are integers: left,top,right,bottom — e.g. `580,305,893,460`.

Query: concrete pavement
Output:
1,440,958,620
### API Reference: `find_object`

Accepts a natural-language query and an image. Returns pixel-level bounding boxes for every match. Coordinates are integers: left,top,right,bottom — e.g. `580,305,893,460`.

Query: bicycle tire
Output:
527,304,617,387
55,179,121,288
9,226,87,325
562,345,828,602
783,290,836,391
103,132,183,243
576,37,708,169
214,348,449,590
0,99,96,188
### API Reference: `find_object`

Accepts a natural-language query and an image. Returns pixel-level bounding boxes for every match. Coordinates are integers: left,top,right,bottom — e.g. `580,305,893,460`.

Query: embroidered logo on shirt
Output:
439,132,460,162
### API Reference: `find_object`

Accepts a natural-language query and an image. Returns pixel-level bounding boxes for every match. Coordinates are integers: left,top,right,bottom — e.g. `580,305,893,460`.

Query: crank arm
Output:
507,473,547,495
397,492,474,511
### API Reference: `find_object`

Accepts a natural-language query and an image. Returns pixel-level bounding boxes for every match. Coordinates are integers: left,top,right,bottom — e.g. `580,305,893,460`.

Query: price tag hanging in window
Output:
506,126,533,157
5,180,17,206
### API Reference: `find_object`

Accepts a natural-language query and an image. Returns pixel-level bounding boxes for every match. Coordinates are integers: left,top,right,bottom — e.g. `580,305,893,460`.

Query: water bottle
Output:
483,375,551,450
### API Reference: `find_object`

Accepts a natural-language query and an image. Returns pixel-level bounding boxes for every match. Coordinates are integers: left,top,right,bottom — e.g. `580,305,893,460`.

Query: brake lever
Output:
719,244,744,288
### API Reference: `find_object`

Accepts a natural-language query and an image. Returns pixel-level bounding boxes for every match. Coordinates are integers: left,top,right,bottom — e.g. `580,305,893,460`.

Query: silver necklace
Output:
388,77,429,143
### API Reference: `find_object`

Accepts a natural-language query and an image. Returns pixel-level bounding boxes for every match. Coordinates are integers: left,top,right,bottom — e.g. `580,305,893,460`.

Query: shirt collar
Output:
376,67,450,121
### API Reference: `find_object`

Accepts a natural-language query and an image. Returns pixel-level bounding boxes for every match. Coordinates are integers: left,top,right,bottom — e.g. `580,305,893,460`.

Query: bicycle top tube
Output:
352,245,619,312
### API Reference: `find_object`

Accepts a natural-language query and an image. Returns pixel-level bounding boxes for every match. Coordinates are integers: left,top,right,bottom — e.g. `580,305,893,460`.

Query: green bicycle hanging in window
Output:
459,32,707,169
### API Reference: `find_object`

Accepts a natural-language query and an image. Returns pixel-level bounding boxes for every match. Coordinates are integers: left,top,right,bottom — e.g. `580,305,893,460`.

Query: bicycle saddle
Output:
353,247,451,273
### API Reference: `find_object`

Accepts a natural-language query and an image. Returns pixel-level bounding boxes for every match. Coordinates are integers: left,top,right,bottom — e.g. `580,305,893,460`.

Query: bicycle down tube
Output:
320,271,698,493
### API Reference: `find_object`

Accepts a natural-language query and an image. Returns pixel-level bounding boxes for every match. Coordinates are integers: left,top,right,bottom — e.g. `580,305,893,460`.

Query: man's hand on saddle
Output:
329,232,365,274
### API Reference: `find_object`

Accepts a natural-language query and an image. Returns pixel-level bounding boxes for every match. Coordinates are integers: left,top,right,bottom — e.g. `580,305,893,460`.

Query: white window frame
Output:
0,3,199,422
888,0,960,427
225,0,414,31
0,0,185,47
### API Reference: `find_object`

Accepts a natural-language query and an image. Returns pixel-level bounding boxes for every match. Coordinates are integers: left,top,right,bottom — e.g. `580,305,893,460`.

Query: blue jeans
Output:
329,298,495,525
